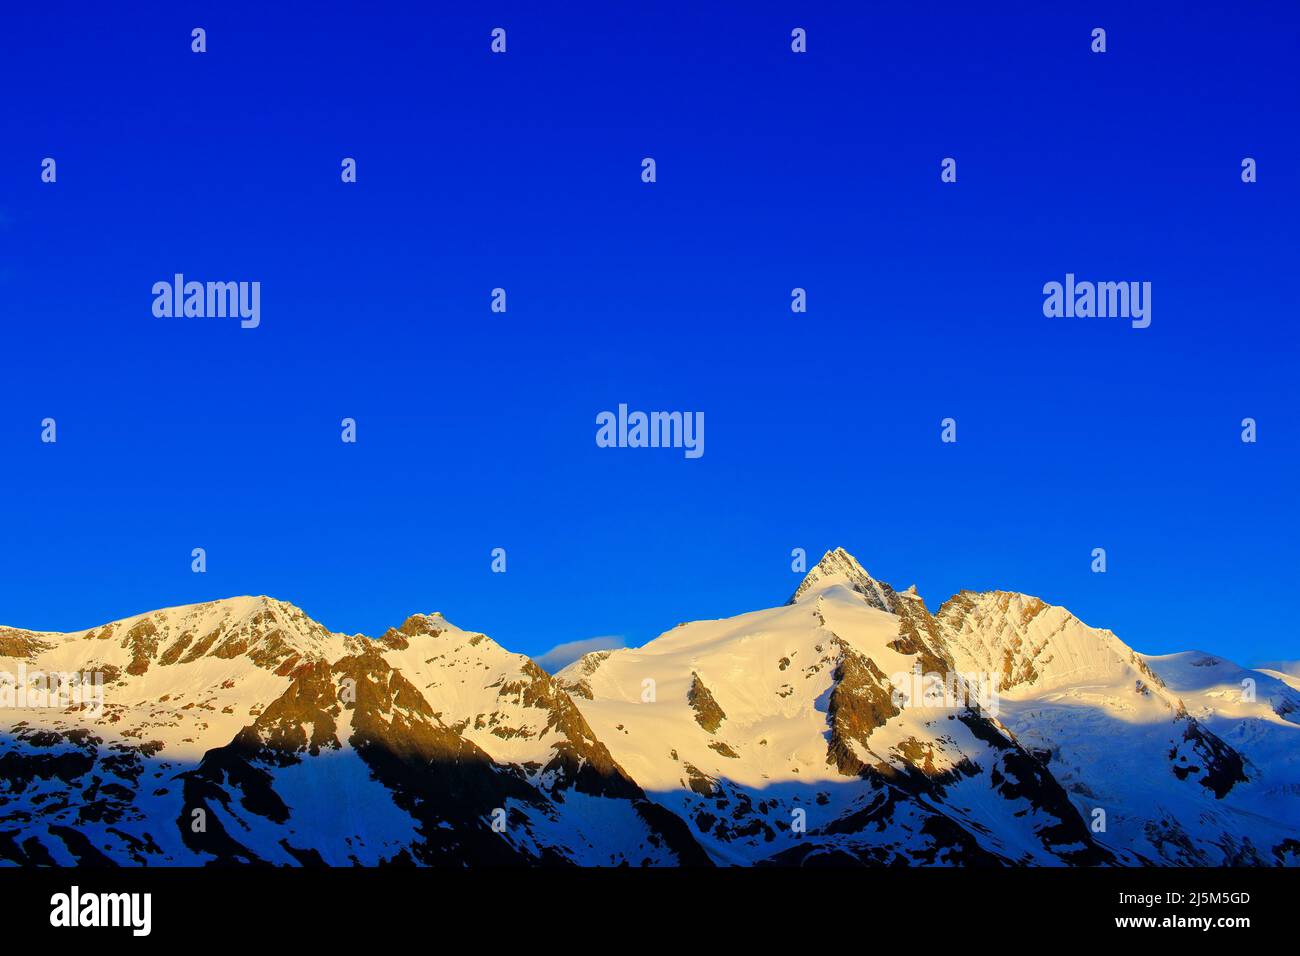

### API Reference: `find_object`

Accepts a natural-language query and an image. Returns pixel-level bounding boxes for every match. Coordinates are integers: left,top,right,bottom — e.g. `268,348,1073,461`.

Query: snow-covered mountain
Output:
936,590,1299,864
0,600,704,865
2,550,1297,866
557,563,1111,866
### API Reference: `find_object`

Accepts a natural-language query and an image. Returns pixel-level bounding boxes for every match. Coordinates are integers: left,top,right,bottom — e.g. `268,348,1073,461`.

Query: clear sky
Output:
2,2,1296,665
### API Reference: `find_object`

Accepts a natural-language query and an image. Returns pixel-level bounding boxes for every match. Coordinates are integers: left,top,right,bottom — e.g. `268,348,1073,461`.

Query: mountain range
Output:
2,548,1297,867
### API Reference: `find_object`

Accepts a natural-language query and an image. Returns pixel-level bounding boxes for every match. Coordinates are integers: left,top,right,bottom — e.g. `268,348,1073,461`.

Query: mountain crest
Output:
380,613,453,649
3,570,1293,868
788,547,898,611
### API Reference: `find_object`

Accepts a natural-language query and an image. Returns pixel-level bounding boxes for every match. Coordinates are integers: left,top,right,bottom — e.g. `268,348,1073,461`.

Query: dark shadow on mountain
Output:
1,657,1291,867
0,646,714,868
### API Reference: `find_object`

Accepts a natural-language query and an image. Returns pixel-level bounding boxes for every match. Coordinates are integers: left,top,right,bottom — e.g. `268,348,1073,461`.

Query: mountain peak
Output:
787,547,898,611
396,612,450,636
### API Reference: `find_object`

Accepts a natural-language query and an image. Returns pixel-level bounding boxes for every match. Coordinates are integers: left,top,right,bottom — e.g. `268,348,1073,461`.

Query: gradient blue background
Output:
2,2,1296,665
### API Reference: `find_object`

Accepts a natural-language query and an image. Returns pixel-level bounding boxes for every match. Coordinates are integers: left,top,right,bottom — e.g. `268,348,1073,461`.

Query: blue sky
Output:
2,2,1296,664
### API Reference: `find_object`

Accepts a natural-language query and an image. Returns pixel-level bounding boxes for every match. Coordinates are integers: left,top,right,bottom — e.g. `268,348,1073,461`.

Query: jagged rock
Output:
687,672,726,733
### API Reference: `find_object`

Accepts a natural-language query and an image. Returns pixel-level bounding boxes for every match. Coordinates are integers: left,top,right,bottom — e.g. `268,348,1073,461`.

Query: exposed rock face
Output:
824,640,899,776
687,673,726,733
180,650,549,865
0,630,53,660
1171,719,1247,799
888,590,952,676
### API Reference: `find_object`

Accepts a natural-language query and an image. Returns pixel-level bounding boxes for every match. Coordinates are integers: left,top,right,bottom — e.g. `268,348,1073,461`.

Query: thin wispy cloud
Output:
534,635,625,674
